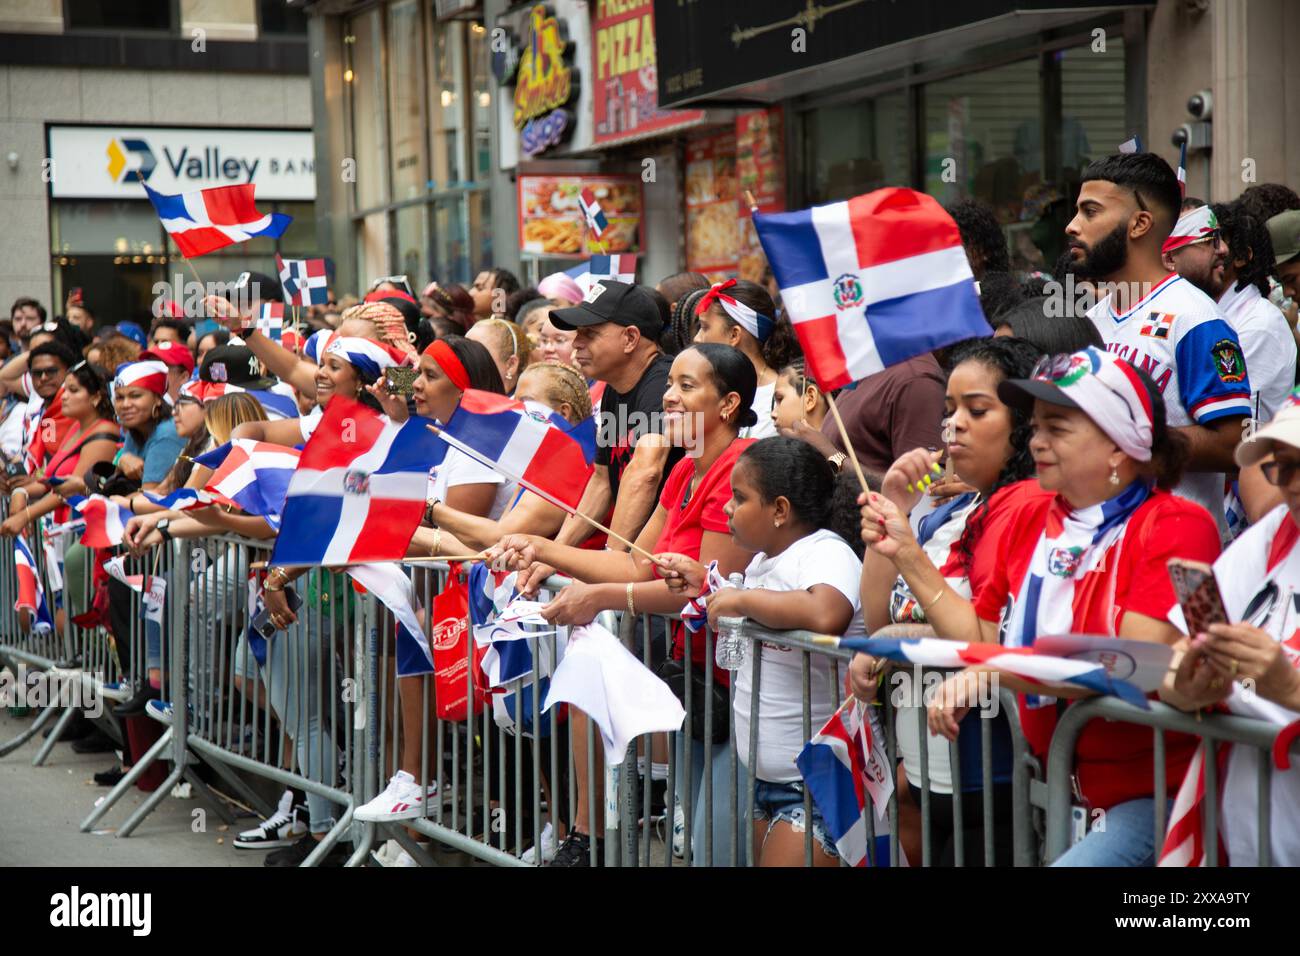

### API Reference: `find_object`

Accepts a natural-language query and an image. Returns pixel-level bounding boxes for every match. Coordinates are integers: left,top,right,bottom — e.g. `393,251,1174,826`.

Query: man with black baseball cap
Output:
549,279,683,547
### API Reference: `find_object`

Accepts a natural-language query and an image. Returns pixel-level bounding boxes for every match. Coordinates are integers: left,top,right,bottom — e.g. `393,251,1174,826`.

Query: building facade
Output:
0,0,315,324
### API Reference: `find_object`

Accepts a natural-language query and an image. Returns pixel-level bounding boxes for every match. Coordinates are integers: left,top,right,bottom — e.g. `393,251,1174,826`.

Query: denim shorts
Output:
752,778,838,860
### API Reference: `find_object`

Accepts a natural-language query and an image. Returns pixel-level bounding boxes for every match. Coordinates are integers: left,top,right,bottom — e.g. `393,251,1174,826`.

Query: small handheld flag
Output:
563,254,637,294
1117,135,1142,154
1177,140,1188,198
276,254,331,306
14,536,55,634
197,439,300,530
578,188,609,237
144,184,292,259
257,302,285,342
753,187,989,390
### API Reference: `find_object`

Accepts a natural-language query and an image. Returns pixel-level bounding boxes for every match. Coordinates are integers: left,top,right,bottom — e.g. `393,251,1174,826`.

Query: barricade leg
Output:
30,704,78,767
0,702,60,758
79,727,174,831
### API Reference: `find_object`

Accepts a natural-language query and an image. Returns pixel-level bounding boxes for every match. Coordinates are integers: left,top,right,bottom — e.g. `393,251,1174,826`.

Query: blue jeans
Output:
752,777,839,860
674,735,744,866
260,614,342,834
1051,798,1174,867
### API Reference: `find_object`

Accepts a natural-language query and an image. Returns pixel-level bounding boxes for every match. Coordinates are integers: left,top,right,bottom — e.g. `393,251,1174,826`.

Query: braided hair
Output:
520,360,593,425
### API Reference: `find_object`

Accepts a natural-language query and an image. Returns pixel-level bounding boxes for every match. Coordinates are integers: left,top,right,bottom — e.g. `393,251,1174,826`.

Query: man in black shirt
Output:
550,280,683,548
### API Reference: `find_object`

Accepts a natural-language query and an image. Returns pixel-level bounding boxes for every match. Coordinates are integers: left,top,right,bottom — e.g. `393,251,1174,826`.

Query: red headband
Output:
694,278,737,317
422,339,470,391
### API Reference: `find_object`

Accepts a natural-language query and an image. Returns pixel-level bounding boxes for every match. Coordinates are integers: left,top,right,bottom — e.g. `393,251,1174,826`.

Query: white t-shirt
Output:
1185,504,1300,865
731,528,864,782
428,446,517,520
298,406,324,442
1218,281,1297,423
741,381,777,440
1088,273,1253,529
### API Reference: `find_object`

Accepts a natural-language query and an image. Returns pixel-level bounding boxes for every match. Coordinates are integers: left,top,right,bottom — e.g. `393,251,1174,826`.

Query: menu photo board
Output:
517,173,644,258
686,107,785,280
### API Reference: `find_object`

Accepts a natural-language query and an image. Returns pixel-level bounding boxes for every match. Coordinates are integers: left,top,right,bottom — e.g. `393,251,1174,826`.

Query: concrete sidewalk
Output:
0,709,265,867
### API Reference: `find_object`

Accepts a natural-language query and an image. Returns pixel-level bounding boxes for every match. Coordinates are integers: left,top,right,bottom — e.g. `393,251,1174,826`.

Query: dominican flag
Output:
190,381,299,420
564,254,637,294
276,253,330,306
144,184,292,259
680,559,729,633
143,487,212,512
437,390,593,511
795,698,896,867
67,495,130,549
753,188,989,390
345,562,431,676
1177,140,1188,198
468,563,559,734
270,396,445,566
257,302,284,342
578,188,609,236
195,439,300,531
840,636,1151,707
14,536,54,634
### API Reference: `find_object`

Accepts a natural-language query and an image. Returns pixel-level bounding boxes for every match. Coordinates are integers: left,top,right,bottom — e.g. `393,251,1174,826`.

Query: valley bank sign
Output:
48,126,315,200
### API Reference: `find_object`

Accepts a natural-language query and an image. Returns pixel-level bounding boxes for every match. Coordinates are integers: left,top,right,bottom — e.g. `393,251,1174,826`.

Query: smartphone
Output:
373,274,414,298
384,366,418,396
250,585,302,639
1167,558,1229,637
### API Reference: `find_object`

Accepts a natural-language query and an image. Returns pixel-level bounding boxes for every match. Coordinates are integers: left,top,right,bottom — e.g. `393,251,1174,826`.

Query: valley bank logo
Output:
105,135,309,186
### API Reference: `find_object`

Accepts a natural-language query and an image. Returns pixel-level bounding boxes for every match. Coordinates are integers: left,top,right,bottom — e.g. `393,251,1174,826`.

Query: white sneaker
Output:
672,804,685,859
372,838,402,867
354,770,438,822
234,790,307,849
521,822,557,865
392,848,418,867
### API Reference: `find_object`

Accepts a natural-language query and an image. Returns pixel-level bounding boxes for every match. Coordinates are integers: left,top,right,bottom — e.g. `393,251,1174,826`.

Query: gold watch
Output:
827,452,848,472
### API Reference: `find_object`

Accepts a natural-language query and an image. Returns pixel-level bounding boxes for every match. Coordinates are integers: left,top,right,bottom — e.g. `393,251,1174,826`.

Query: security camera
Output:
1173,122,1212,151
1187,90,1213,120
5,151,17,170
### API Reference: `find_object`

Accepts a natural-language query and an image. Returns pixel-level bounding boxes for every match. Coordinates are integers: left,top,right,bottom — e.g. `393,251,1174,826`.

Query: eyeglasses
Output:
1262,459,1300,487
30,366,64,380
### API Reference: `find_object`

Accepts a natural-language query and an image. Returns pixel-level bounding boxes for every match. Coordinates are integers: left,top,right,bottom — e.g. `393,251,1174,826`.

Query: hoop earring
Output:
1109,465,1120,485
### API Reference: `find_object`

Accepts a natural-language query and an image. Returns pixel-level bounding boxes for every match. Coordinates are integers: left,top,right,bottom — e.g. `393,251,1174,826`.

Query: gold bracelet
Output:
626,581,636,616
264,567,287,592
922,586,946,612
430,528,442,558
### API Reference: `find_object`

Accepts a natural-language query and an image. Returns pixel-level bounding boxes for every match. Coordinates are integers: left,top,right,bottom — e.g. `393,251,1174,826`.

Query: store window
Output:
469,22,494,182
388,0,427,203
1060,40,1127,177
357,212,390,290
64,0,174,32
348,8,390,211
923,58,1042,221
428,21,467,189
803,91,909,205
395,204,429,286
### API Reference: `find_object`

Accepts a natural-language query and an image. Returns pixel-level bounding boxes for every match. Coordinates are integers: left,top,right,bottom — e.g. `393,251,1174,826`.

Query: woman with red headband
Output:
691,278,800,440
862,346,1222,867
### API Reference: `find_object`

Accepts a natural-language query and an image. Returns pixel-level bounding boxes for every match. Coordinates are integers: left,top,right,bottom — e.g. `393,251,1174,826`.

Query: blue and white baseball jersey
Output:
1088,272,1251,528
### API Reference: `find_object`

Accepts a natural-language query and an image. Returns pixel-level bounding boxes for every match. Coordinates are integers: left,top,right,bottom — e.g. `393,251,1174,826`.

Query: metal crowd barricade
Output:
1043,696,1300,865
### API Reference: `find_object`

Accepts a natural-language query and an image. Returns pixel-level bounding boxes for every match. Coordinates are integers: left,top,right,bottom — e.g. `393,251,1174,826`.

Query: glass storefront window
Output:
277,202,319,255
349,8,390,210
468,22,493,182
394,204,429,286
1060,40,1127,179
430,195,467,285
388,0,428,203
51,202,164,256
803,91,910,205
923,58,1041,222
357,211,390,288
428,21,467,189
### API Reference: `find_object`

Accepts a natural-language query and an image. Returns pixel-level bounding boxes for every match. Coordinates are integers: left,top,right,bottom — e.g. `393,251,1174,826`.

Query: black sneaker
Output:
548,831,602,867
113,683,160,718
234,790,307,849
264,833,349,868
93,764,126,787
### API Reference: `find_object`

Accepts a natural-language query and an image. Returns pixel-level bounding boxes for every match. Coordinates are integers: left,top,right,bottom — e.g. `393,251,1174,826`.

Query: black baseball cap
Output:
550,281,664,338
200,344,276,390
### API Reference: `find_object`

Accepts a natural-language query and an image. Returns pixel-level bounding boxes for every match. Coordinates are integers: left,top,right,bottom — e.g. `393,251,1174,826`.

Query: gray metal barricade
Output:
1043,695,1300,865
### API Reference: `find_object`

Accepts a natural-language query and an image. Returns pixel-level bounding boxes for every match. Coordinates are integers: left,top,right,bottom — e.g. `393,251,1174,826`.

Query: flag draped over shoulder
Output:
753,187,989,390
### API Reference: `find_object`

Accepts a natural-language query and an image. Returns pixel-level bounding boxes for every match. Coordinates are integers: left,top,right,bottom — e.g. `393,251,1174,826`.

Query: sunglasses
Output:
1179,231,1222,248
1262,459,1300,487
31,366,65,379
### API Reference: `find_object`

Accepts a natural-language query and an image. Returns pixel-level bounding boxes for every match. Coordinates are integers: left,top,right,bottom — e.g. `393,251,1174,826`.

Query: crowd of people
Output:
5,151,1300,868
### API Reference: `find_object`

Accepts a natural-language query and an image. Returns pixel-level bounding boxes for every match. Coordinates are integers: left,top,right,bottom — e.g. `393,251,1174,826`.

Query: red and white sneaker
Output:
355,770,437,822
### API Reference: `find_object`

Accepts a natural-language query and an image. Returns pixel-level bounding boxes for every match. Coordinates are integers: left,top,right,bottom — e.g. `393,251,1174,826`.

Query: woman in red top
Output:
861,346,1221,867
489,342,757,866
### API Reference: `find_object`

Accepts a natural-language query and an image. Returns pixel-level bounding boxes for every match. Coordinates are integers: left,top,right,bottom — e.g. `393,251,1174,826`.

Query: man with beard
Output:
1064,152,1251,531
1164,201,1295,422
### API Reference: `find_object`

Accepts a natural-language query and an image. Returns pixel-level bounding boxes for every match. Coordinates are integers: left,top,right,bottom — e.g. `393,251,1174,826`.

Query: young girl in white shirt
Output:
657,436,870,866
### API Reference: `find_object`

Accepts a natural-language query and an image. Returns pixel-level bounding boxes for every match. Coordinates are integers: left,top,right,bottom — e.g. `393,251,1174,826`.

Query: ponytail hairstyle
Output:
698,279,802,370
736,436,838,532
519,360,593,425
687,343,758,431
68,361,115,420
945,336,1043,569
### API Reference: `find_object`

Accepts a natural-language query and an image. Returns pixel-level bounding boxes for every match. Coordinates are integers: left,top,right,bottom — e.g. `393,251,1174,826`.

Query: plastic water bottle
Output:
714,573,748,671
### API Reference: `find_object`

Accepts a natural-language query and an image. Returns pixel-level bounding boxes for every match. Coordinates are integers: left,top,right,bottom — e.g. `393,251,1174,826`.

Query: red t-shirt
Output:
656,438,754,675
974,486,1222,811
961,480,1056,596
